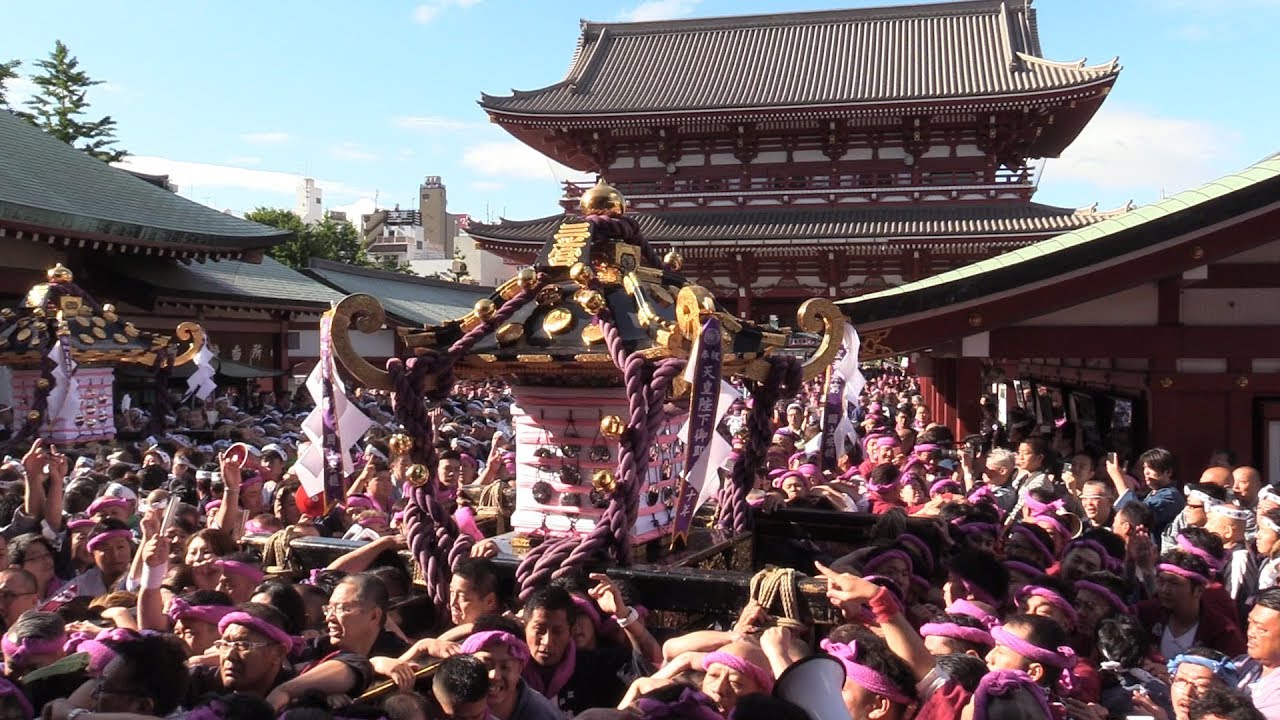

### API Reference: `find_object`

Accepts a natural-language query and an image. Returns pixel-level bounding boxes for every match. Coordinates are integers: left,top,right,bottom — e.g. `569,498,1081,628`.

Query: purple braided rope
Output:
396,286,539,611
585,215,663,269
716,355,803,533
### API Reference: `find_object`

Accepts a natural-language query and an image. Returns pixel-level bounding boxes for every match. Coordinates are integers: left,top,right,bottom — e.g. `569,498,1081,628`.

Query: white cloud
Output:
620,0,702,22
1046,105,1242,198
332,197,379,225
412,0,482,24
461,141,591,182
391,115,477,132
330,142,377,163
225,156,262,166
240,131,291,145
5,76,36,105
114,155,371,200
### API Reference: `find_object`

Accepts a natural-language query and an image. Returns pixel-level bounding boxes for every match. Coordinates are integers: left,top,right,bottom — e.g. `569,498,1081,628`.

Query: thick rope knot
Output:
749,566,811,632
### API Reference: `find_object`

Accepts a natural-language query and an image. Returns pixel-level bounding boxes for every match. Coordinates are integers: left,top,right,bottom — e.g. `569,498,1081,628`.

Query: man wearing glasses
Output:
0,569,37,630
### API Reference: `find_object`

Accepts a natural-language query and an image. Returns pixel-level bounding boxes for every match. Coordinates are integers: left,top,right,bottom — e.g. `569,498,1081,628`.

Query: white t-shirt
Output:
1160,623,1198,661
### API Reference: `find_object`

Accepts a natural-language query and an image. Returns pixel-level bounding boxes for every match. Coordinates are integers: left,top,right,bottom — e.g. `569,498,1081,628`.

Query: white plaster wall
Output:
1181,289,1280,326
1015,284,1158,327
293,328,394,359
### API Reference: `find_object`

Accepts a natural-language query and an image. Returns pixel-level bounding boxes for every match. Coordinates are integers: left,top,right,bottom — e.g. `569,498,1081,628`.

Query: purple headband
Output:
973,670,1053,720
87,529,133,553
1009,524,1057,564
914,443,940,453
1064,539,1120,572
991,625,1076,669
930,478,962,495
867,474,902,493
66,627,137,676
898,534,935,574
88,497,128,515
460,630,531,664
1030,513,1071,540
571,595,604,632
215,560,265,584
946,599,999,629
951,519,998,537
820,639,914,706
1074,580,1133,616
218,612,295,650
772,470,807,490
919,622,994,648
1004,560,1047,579
67,518,96,533
634,686,722,720
701,651,774,694
168,597,235,626
1157,563,1210,586
1025,497,1065,516
874,436,900,448
1018,586,1079,626
863,549,913,576
2,632,66,665
1176,535,1225,573
796,463,820,479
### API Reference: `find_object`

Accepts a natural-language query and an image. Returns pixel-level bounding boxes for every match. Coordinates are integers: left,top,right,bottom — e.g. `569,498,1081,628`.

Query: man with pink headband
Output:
461,627,561,720
70,520,133,598
699,641,775,715
1137,549,1245,659
184,602,295,702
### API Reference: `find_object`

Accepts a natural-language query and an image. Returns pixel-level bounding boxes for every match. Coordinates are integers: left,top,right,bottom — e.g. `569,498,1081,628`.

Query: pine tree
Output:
0,59,20,110
20,40,127,162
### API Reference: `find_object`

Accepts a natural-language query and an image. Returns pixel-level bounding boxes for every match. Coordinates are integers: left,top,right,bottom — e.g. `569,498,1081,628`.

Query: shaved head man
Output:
1200,466,1232,490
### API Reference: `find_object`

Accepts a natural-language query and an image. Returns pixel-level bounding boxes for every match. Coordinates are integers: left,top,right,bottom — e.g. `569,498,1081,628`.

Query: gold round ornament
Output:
26,410,40,422
517,267,539,291
663,251,684,272
31,308,45,319
496,322,524,346
581,323,605,345
569,262,595,287
542,308,575,335
47,264,74,284
124,323,139,338
578,179,626,217
92,326,106,339
405,464,430,487
113,333,129,344
388,433,414,457
79,333,96,345
75,316,90,327
36,379,50,391
536,285,563,307
599,415,625,440
473,299,497,321
592,469,617,494
574,289,606,315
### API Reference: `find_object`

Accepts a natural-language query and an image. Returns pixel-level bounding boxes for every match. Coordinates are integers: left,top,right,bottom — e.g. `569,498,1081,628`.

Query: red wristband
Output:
869,586,902,624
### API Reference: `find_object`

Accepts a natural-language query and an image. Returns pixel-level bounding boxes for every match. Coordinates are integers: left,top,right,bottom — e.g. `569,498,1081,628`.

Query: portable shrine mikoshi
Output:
328,180,844,607
0,264,207,448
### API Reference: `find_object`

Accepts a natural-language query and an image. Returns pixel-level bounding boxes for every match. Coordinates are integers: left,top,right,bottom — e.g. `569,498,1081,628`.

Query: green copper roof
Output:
0,110,290,253
304,259,491,326
841,155,1280,308
97,255,344,309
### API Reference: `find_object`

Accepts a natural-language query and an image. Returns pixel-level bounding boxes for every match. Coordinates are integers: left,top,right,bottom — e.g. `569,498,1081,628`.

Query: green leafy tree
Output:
21,40,127,162
246,208,373,271
374,256,417,275
0,59,20,110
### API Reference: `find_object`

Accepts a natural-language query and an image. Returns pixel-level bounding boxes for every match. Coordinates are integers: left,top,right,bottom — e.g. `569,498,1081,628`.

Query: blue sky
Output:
2,0,1277,224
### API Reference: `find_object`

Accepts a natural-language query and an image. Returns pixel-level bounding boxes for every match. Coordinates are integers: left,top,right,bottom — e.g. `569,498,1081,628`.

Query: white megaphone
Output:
773,655,849,720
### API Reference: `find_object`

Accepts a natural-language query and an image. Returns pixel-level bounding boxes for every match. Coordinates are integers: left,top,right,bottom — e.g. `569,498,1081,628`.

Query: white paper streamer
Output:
293,355,373,497
185,341,217,401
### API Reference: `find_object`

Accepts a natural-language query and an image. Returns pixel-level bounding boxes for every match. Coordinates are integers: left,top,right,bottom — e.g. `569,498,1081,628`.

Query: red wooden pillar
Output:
916,355,936,421
736,292,751,320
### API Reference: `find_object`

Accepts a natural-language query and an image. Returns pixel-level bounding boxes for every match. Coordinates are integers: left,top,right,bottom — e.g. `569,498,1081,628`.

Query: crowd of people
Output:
0,366,1275,720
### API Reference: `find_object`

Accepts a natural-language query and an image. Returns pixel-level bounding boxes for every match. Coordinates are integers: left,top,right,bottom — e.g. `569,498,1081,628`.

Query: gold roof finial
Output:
579,177,626,218
47,263,74,284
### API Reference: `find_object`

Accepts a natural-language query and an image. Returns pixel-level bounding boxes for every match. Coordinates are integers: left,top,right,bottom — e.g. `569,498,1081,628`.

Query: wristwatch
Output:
616,606,640,628
67,710,91,720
